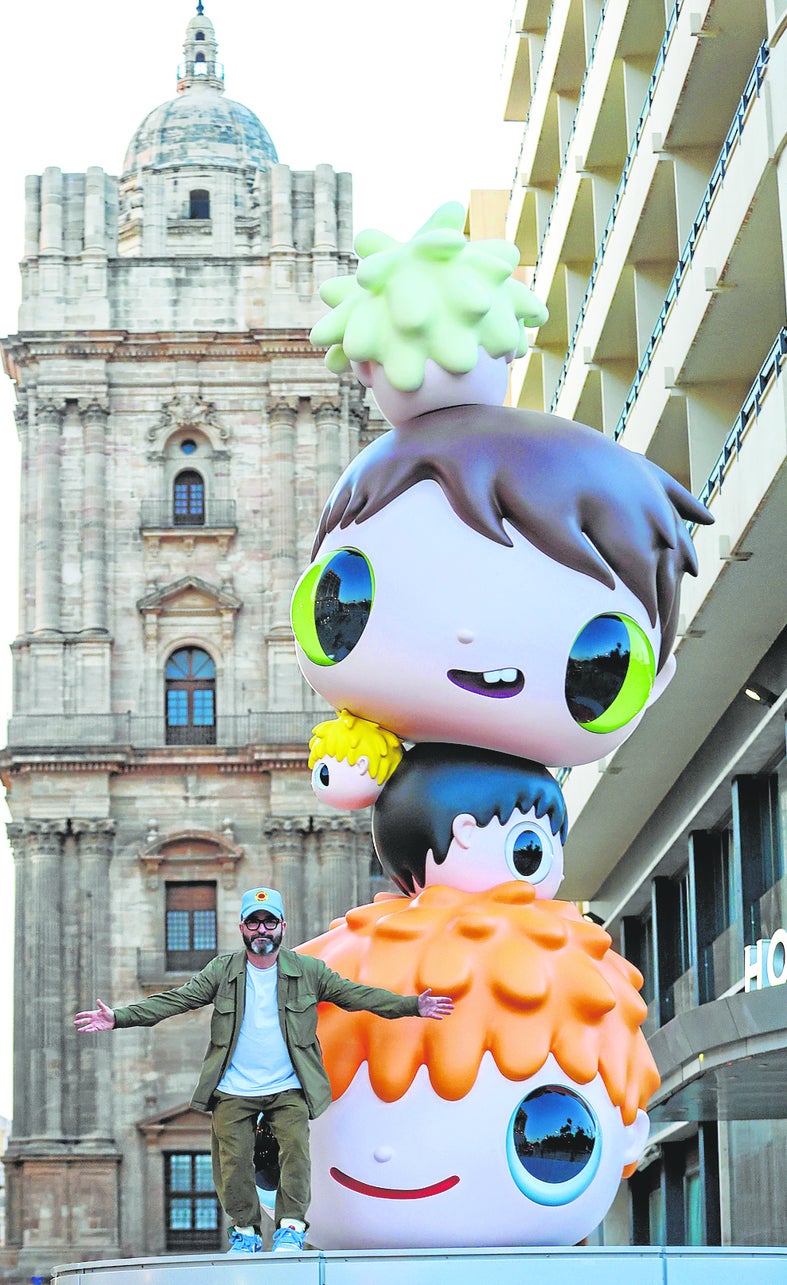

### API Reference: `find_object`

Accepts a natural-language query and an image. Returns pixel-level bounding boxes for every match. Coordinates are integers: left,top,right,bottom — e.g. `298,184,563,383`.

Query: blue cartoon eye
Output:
565,614,655,733
505,824,554,884
312,762,331,791
506,1086,600,1206
291,548,375,666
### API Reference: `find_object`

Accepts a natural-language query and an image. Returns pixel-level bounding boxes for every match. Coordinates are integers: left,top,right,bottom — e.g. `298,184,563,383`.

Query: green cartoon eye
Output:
291,549,375,666
565,614,655,734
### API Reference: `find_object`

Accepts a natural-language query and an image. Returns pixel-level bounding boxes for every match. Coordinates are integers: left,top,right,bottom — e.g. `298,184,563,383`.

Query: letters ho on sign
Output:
744,929,787,992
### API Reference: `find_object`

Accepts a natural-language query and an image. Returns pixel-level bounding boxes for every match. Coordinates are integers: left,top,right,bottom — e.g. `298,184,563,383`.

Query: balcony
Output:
140,500,237,554
140,499,237,530
4,711,319,752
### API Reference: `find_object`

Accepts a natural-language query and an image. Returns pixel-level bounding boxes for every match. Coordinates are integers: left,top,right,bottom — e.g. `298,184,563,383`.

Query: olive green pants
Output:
211,1088,311,1230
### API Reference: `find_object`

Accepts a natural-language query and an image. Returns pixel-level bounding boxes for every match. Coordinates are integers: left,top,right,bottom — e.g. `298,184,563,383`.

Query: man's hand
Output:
74,998,116,1033
417,989,454,1020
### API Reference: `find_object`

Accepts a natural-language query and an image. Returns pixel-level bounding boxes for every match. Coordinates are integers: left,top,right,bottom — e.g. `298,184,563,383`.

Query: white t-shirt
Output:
216,961,301,1097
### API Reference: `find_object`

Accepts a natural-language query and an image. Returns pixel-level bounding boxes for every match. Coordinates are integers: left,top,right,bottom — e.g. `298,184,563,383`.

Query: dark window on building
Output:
189,189,210,220
692,828,736,1002
734,773,784,943
173,469,205,524
165,1152,220,1252
166,882,217,972
195,31,205,39
165,647,216,745
630,1126,720,1246
195,51,207,75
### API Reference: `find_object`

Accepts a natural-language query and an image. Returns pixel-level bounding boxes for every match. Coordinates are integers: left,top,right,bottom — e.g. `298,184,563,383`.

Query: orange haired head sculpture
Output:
299,883,659,1249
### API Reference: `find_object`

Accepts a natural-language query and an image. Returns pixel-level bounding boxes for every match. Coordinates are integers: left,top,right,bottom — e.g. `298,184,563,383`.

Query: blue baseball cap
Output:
240,887,285,923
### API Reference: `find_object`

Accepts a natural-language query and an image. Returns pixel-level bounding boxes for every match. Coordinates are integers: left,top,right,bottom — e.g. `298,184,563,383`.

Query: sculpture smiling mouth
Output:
448,667,525,698
330,1167,460,1200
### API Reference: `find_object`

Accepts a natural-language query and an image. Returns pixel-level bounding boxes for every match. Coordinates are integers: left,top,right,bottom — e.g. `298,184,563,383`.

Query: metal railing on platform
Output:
5,711,318,751
139,500,237,530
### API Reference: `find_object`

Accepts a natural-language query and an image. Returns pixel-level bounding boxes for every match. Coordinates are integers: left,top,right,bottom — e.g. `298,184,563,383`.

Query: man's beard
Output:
249,926,283,955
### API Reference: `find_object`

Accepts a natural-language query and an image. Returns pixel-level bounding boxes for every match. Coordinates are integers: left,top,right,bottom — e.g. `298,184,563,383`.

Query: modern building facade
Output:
0,7,377,1278
501,0,787,1249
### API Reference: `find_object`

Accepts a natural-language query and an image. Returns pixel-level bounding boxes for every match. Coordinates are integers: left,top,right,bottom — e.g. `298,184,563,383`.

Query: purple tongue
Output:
447,668,525,699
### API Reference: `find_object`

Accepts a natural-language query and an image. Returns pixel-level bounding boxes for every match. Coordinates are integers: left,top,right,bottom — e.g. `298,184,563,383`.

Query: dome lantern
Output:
177,3,225,95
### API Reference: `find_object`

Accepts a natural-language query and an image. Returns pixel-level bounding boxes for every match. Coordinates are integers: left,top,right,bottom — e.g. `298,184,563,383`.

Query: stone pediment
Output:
137,1103,210,1139
137,575,241,618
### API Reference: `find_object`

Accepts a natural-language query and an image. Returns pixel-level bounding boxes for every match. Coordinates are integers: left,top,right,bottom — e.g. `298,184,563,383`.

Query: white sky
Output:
0,1,521,1118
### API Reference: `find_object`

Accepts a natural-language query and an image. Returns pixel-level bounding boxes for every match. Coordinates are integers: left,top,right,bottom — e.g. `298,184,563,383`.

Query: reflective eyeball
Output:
505,823,554,884
312,761,331,792
291,548,375,667
506,1086,601,1206
565,613,655,734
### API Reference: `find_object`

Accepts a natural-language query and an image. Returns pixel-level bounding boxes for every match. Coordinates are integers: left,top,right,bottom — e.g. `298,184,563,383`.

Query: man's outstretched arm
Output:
74,998,116,1032
73,960,221,1031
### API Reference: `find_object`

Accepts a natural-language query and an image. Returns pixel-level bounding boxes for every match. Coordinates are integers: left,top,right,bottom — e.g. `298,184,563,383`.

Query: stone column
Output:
39,167,64,255
84,167,107,256
80,401,109,633
14,400,32,636
71,820,116,1141
346,385,368,465
263,818,309,946
266,397,299,630
270,164,294,251
314,165,338,252
34,400,65,633
24,175,41,260
8,820,67,1139
312,398,342,512
336,171,354,256
318,817,364,928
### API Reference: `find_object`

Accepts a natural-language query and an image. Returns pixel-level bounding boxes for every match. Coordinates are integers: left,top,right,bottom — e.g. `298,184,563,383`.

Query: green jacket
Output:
113,947,420,1116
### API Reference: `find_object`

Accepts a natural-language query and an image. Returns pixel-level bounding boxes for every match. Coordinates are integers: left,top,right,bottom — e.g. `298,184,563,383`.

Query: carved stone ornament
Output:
138,827,244,890
147,393,228,444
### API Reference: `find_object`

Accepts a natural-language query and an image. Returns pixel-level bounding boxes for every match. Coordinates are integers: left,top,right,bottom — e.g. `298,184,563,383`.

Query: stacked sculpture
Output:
290,204,712,1248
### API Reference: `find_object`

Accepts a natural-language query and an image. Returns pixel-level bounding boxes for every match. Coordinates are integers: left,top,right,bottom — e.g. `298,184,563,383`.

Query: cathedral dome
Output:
122,4,278,176
122,89,278,175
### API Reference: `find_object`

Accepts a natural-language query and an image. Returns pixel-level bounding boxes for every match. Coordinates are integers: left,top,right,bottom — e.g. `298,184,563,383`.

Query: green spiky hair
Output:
309,202,549,392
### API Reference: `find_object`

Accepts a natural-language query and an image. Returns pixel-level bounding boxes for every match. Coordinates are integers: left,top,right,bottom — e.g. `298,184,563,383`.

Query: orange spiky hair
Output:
298,883,659,1137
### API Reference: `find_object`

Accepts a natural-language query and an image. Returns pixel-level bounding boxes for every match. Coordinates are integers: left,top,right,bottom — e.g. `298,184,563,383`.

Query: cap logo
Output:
255,891,268,902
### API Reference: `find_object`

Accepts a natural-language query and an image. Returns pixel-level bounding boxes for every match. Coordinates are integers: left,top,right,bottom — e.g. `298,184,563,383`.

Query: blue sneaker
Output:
227,1228,263,1254
272,1225,306,1253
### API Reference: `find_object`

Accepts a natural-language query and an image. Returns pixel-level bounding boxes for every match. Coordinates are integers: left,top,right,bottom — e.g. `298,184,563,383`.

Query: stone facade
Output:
0,8,381,1276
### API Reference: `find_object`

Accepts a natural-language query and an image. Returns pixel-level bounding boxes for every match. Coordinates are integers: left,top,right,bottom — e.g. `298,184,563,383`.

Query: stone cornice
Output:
1,330,320,365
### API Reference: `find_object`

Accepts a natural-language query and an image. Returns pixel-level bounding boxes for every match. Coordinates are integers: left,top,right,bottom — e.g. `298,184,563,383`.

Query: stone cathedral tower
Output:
0,7,376,1275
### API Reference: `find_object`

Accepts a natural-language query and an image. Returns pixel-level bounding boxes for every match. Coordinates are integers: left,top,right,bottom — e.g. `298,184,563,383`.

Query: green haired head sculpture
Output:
310,202,549,393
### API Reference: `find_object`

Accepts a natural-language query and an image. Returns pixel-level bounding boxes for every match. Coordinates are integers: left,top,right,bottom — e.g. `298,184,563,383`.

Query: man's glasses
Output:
243,915,280,932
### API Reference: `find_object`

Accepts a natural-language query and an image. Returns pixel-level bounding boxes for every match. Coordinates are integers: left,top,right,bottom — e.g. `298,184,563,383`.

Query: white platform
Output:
51,1246,787,1285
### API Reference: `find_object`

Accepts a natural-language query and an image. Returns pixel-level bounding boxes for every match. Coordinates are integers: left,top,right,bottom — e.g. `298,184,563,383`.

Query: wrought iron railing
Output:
140,499,237,530
5,711,318,750
695,327,787,514
613,41,770,442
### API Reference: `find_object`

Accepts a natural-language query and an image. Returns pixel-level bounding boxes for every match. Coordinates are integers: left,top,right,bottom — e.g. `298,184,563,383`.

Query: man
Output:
74,886,454,1256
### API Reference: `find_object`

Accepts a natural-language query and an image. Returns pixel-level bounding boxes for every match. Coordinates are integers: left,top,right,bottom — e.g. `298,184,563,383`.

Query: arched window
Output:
195,51,207,75
166,648,216,745
195,31,205,40
189,189,210,220
174,469,205,524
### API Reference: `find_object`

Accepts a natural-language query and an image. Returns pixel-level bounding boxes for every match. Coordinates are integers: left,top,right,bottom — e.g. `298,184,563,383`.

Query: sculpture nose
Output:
373,1146,394,1163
